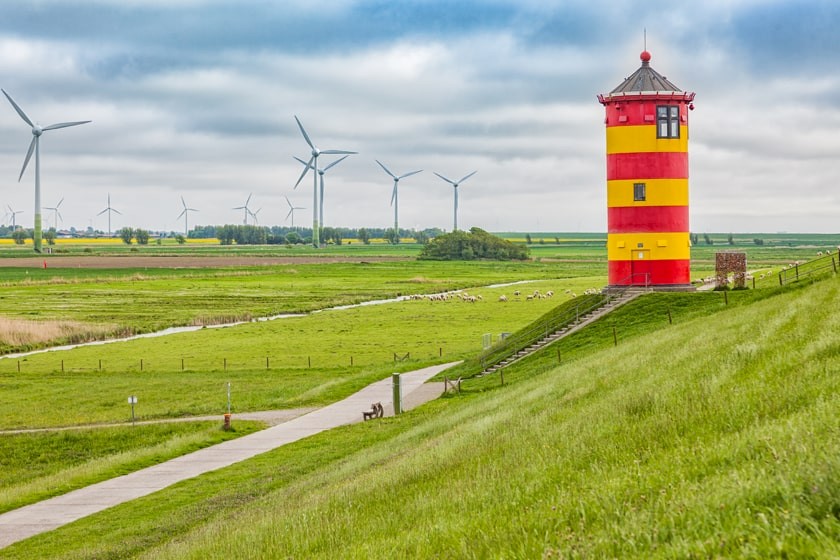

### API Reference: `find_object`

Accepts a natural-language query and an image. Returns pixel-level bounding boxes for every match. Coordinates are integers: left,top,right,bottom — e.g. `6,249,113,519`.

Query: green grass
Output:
0,421,263,515
0,260,589,354
0,276,605,429
5,274,838,558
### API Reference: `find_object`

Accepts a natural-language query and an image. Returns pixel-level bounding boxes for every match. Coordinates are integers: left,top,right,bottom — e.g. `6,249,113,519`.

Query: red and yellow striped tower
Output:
598,50,695,287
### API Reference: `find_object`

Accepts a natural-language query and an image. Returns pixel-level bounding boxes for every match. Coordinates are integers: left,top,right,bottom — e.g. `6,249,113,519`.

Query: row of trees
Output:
188,225,443,244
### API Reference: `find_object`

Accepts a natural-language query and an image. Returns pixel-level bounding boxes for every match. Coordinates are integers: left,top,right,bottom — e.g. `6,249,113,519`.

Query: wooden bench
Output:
363,402,384,421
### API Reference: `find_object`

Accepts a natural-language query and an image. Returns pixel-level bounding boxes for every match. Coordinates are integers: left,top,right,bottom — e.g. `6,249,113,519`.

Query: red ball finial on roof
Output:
640,50,651,63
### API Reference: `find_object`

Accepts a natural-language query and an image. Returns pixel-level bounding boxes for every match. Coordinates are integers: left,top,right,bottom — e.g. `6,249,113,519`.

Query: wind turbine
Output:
293,154,349,234
284,196,304,228
249,207,262,225
176,196,198,235
376,160,422,243
233,193,253,225
5,205,23,228
44,197,64,230
2,89,90,253
97,193,121,237
433,171,477,231
292,116,356,248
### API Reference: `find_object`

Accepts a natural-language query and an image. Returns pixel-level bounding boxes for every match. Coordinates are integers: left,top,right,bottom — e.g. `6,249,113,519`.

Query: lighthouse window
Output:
657,105,680,139
633,182,646,201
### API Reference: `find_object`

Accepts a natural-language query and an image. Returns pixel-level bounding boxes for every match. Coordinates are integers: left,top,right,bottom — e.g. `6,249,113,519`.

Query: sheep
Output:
513,290,521,296
526,295,535,301
498,295,508,302
545,290,554,298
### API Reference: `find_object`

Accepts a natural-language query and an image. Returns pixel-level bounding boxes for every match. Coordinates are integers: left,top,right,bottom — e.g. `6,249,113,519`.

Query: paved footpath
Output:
0,363,457,550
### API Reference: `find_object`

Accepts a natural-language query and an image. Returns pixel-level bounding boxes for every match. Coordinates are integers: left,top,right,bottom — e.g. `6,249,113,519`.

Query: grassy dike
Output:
5,276,838,557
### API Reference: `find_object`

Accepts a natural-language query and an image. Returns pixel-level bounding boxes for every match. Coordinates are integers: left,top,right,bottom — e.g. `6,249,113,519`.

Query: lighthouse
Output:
598,50,695,288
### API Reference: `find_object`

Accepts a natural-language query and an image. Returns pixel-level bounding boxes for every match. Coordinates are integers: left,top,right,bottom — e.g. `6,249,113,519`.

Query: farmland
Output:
0,237,838,557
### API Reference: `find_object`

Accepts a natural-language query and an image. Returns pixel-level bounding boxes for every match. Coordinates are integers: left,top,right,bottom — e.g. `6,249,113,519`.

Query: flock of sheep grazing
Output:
406,287,601,304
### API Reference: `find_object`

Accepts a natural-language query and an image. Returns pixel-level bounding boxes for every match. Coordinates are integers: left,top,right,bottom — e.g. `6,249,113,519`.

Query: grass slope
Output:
6,277,839,558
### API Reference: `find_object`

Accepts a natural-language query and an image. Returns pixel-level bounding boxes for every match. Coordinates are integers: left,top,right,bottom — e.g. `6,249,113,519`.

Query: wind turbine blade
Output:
246,193,252,206
1,90,33,127
458,171,478,184
177,209,186,219
433,172,455,185
286,208,294,220
42,120,91,131
18,136,36,181
294,116,315,150
376,159,396,179
294,156,314,188
232,205,245,210
97,208,108,216
390,184,397,206
398,169,423,180
285,195,293,208
56,211,62,223
321,149,357,155
293,156,311,168
323,155,349,172
181,196,187,209
57,197,64,208
112,208,122,215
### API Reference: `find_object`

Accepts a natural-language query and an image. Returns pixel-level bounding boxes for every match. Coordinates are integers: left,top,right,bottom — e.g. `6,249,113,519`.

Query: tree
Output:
383,228,400,244
119,227,134,245
11,229,27,245
285,231,301,244
414,230,429,245
419,228,529,261
357,228,371,245
525,233,532,244
175,234,186,244
703,233,712,245
135,229,150,245
44,228,57,245
727,233,735,246
753,238,765,246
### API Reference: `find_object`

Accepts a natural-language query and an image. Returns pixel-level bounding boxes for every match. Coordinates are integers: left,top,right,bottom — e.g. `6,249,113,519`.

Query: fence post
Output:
308,356,311,368
17,360,20,372
724,290,729,305
667,307,673,325
779,273,783,286
612,325,618,347
350,356,354,366
500,368,504,386
833,257,837,273
181,358,184,371
99,359,102,371
61,360,64,372
795,264,799,280
223,358,227,371
140,359,143,371
266,356,269,370
557,348,561,363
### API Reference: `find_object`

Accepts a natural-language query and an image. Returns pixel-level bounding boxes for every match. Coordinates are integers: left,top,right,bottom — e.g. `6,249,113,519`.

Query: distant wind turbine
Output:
433,171,477,231
284,196,304,228
249,207,262,225
177,196,198,235
2,89,90,253
44,197,64,230
292,116,356,248
97,193,121,237
5,205,23,228
233,193,254,225
294,154,349,234
376,160,422,243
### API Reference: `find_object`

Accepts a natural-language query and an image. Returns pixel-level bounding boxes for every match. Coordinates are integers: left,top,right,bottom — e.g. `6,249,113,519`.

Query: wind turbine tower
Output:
284,196,304,228
6,205,23,228
292,116,356,248
97,194,121,237
233,193,253,225
2,89,91,253
177,196,198,236
433,171,477,231
44,197,64,230
294,154,349,234
376,160,422,243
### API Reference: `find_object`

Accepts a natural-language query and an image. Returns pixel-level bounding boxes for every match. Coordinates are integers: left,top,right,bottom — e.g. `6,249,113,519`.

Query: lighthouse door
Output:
631,250,652,286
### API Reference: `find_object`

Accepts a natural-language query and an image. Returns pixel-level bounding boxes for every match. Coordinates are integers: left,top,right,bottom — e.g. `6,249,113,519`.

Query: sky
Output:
0,0,838,234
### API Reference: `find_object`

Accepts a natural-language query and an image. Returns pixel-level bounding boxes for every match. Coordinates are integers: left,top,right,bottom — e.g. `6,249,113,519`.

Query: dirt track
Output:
0,255,409,269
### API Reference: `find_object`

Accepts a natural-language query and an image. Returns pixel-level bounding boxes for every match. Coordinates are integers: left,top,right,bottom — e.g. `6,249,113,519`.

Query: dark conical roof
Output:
610,51,682,94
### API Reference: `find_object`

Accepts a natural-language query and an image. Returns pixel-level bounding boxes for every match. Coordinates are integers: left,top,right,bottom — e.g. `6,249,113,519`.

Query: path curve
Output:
0,364,456,549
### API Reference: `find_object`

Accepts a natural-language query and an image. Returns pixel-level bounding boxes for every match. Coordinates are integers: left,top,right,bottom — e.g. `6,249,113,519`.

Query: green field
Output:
3,262,837,558
1,239,838,557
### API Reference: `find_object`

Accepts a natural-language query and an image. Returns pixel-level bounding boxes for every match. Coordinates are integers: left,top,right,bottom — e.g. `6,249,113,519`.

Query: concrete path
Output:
0,363,456,550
